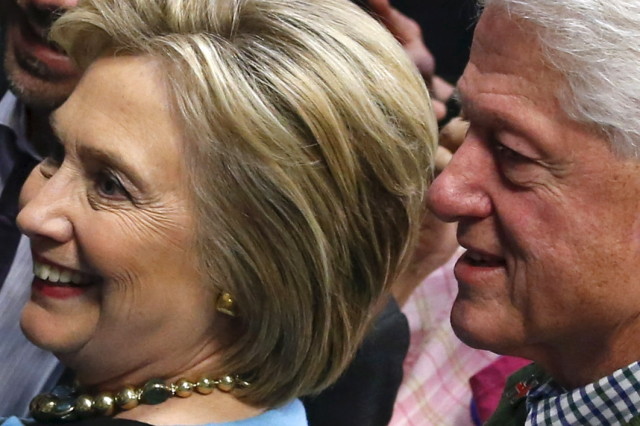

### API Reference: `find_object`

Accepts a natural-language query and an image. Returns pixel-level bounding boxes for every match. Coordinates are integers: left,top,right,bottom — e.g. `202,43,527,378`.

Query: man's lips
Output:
460,248,506,267
8,5,77,78
454,245,506,286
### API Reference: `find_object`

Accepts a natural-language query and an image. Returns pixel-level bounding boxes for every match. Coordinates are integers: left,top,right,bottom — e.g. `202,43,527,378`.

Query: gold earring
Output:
216,292,237,317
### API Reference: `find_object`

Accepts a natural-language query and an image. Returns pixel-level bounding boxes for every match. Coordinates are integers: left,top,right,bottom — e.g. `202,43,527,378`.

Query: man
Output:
0,0,80,416
429,0,640,423
0,22,7,95
0,0,416,423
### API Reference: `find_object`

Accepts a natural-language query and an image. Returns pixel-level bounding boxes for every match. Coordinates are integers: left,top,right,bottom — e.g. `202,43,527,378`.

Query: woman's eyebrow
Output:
77,144,147,191
50,113,146,190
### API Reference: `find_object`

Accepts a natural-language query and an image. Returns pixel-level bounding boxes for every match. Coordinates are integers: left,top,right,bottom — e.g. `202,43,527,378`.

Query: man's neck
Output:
533,322,640,389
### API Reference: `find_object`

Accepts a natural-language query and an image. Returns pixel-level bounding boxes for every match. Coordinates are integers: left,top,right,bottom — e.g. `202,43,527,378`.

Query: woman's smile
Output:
31,255,100,299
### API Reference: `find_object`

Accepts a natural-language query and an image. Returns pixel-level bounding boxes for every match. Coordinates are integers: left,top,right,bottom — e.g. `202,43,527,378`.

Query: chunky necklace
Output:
30,375,250,422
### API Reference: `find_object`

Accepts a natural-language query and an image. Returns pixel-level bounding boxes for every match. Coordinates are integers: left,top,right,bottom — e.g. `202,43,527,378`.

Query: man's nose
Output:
427,137,493,223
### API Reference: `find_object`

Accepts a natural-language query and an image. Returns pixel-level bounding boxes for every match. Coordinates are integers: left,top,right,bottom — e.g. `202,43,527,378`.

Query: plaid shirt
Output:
526,361,640,425
390,252,499,425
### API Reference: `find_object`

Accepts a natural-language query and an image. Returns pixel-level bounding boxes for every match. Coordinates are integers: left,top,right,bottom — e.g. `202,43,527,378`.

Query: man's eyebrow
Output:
455,88,490,124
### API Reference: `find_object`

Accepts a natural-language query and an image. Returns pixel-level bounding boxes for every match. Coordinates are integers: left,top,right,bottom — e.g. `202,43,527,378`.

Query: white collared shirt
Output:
0,90,63,417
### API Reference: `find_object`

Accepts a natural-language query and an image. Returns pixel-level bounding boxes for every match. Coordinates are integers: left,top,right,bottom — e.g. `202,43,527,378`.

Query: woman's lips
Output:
31,258,100,300
32,278,90,299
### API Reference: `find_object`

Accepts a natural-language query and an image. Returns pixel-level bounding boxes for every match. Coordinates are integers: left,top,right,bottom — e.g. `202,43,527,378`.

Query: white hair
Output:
481,0,640,157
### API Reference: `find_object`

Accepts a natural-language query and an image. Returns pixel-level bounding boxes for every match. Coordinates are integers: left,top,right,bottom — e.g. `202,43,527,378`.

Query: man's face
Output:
4,0,80,109
428,6,640,369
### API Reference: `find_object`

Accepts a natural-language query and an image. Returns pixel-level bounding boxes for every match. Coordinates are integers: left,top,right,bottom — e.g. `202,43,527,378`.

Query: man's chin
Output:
451,302,529,356
4,49,77,110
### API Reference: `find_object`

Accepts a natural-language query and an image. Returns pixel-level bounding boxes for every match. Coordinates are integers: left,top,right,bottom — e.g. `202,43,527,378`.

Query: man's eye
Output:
490,140,546,187
494,143,530,164
95,171,129,200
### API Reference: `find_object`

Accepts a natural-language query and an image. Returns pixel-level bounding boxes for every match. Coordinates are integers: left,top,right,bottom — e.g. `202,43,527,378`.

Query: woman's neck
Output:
60,339,265,424
114,389,265,425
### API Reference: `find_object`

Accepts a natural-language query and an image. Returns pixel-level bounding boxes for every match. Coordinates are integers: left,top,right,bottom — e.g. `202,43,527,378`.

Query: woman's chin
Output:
20,300,96,355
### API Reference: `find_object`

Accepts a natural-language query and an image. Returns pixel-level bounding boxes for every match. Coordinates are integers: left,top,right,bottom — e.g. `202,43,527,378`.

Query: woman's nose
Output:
427,138,493,223
17,166,74,244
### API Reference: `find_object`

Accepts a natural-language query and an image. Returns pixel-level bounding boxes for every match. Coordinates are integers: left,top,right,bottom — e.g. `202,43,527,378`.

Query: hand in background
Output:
393,118,469,306
368,0,470,304
368,0,454,120
436,116,469,172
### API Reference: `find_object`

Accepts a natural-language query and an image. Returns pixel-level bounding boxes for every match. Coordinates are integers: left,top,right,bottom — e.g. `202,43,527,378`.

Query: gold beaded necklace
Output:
30,375,250,423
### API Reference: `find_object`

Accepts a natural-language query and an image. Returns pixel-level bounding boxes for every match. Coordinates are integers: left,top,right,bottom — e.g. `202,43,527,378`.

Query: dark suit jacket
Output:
1,21,7,96
302,297,410,426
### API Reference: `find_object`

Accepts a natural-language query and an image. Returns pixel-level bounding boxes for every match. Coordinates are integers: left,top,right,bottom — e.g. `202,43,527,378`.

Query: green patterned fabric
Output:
485,364,549,426
487,362,640,425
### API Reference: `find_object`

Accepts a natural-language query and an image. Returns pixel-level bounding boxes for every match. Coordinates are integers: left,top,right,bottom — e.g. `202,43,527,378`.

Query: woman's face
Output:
17,55,220,385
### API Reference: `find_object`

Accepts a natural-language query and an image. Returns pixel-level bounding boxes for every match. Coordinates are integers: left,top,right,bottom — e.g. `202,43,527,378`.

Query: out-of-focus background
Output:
0,9,6,94
0,1,477,94
353,0,477,83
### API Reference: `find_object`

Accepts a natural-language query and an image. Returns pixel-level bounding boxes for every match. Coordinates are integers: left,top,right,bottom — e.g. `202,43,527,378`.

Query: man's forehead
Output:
471,6,545,73
458,5,564,117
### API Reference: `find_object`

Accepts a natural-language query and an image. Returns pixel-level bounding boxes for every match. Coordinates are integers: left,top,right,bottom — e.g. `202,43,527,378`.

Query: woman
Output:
10,0,436,424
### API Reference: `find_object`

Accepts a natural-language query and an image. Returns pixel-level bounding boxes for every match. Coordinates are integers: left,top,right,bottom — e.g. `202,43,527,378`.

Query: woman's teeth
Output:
33,261,90,285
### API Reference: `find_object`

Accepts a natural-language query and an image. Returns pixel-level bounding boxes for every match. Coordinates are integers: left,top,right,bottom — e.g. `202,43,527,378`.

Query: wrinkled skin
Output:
17,56,224,390
428,5,640,388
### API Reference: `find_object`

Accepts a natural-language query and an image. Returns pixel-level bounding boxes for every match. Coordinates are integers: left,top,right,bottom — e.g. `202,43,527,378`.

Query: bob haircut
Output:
52,0,436,407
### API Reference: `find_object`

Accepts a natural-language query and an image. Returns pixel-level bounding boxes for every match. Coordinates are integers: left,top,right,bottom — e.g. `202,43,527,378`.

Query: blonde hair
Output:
52,0,436,407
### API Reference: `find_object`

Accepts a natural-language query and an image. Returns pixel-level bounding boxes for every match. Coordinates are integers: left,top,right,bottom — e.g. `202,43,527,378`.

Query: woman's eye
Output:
95,172,129,200
39,157,60,179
